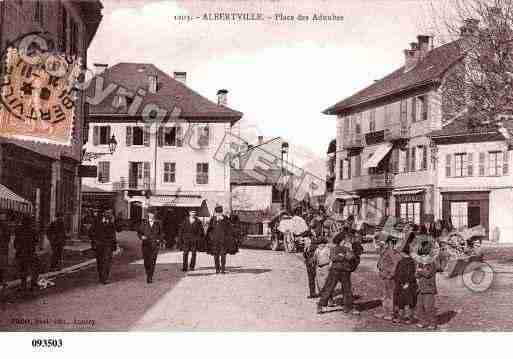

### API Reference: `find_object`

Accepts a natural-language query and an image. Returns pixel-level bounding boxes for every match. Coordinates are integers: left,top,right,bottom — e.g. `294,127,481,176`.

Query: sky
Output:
88,0,438,158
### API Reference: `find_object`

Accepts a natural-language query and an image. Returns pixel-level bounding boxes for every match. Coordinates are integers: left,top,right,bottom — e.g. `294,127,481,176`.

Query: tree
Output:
429,0,513,124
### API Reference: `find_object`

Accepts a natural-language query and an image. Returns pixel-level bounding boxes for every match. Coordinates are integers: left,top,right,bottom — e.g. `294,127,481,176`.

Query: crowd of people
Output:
300,210,444,329
87,205,242,285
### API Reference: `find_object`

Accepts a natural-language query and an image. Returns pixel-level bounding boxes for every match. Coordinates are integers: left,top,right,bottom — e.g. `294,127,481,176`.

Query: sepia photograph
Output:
1,0,513,354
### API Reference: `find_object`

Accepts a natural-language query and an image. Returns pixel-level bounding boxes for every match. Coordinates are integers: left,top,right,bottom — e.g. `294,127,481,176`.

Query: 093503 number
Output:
32,339,63,348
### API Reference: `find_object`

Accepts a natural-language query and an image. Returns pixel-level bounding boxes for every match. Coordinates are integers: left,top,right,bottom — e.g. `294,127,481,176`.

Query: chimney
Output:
417,35,431,58
258,135,264,145
174,71,186,84
404,49,418,72
93,63,108,75
460,18,480,37
217,89,228,106
148,73,157,93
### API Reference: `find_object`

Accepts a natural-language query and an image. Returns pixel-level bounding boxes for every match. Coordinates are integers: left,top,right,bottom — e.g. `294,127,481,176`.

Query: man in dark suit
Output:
206,205,234,274
137,210,162,283
89,211,117,284
178,210,203,272
47,212,67,270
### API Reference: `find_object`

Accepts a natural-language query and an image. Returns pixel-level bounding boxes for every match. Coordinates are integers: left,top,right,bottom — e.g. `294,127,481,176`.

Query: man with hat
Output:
89,210,117,284
206,205,233,274
137,209,162,283
178,209,204,272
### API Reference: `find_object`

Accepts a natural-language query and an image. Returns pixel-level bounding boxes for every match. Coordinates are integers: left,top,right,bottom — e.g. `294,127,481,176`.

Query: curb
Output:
3,247,123,290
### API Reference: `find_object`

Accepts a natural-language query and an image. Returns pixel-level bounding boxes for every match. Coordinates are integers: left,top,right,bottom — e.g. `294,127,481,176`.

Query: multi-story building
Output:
429,116,513,242
0,1,103,234
82,63,243,225
323,27,479,225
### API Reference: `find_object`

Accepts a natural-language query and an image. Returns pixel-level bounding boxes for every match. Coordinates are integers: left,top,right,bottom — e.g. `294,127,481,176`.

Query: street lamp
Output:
108,134,118,155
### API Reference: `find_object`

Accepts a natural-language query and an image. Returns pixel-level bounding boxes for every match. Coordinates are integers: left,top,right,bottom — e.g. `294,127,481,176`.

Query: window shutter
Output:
106,126,111,142
143,126,150,147
355,154,361,177
392,148,399,174
105,162,110,183
411,97,417,123
405,149,410,173
126,126,133,146
143,162,151,187
348,157,352,179
467,153,473,176
157,127,163,147
339,160,344,180
445,154,451,177
422,146,428,170
410,147,416,171
479,152,485,176
504,151,509,175
176,127,183,147
93,126,99,145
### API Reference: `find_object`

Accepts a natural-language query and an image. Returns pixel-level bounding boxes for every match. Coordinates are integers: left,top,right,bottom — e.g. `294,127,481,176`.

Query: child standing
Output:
393,233,418,324
415,240,438,329
317,232,363,315
375,235,401,321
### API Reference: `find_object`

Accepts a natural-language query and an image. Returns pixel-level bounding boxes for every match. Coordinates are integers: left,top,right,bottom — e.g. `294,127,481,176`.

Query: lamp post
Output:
108,134,118,154
281,141,289,210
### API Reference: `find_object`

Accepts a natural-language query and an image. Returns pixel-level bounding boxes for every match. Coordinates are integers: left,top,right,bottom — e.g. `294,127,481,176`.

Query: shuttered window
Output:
93,126,110,145
411,97,417,122
467,153,473,176
126,126,133,146
445,154,451,177
400,99,407,123
196,163,209,184
405,148,410,173
98,161,110,183
421,146,428,170
504,151,509,175
410,147,416,172
143,126,150,146
479,152,485,176
163,162,176,183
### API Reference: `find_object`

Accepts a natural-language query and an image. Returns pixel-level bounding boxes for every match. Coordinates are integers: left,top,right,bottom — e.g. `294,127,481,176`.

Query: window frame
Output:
453,153,467,177
163,162,176,183
97,161,110,184
131,126,145,146
488,151,503,176
196,163,209,185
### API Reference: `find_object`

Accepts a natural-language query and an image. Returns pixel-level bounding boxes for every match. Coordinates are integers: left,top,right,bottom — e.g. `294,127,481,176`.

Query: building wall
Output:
0,1,99,234
83,120,233,217
436,141,513,241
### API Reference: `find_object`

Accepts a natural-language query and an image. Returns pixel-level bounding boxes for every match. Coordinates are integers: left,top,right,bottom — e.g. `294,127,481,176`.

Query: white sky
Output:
88,0,437,157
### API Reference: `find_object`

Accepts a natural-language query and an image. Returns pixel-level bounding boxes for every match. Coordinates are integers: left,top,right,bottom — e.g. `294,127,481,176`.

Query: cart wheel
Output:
271,237,279,251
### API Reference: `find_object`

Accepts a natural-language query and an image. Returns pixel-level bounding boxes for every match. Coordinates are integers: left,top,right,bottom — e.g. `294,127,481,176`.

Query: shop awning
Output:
0,183,32,214
363,143,393,169
149,196,210,217
392,189,425,195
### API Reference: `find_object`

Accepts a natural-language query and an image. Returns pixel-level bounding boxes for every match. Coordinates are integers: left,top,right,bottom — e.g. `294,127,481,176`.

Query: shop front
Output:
393,189,426,225
442,191,489,233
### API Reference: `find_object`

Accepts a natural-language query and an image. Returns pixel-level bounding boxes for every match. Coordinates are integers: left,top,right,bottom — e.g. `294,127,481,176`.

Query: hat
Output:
215,205,223,214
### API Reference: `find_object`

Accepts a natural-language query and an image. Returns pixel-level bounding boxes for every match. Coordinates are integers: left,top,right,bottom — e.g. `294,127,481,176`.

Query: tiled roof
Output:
429,117,513,140
323,40,465,115
231,169,284,185
88,63,243,122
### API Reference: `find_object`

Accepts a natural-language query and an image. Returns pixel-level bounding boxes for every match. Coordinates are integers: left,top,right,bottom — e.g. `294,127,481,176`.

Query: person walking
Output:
137,211,162,283
14,216,39,293
415,240,438,329
178,210,204,272
47,212,67,270
304,230,324,298
206,205,234,274
89,211,117,284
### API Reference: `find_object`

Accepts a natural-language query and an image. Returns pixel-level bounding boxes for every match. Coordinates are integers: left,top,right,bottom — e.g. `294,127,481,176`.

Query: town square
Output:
1,0,513,338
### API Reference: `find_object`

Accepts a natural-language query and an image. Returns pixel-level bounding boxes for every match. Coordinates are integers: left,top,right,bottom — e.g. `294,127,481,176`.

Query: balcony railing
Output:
384,123,410,142
114,177,152,191
352,172,394,191
343,133,364,150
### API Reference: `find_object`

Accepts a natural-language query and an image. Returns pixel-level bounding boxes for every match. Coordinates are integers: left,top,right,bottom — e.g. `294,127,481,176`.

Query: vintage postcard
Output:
1,0,513,352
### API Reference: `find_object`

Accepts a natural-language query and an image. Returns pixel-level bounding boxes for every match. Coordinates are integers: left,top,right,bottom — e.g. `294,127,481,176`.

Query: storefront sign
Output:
78,165,97,178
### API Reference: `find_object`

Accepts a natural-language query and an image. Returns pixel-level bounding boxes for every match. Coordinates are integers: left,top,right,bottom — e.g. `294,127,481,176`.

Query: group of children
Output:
375,227,439,329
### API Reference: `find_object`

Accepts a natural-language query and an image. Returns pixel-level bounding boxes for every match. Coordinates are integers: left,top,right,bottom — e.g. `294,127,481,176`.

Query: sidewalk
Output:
3,242,122,291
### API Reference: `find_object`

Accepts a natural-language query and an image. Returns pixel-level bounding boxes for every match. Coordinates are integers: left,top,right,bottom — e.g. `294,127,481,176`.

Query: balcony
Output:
114,177,152,191
343,133,364,150
352,172,394,191
384,123,410,142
